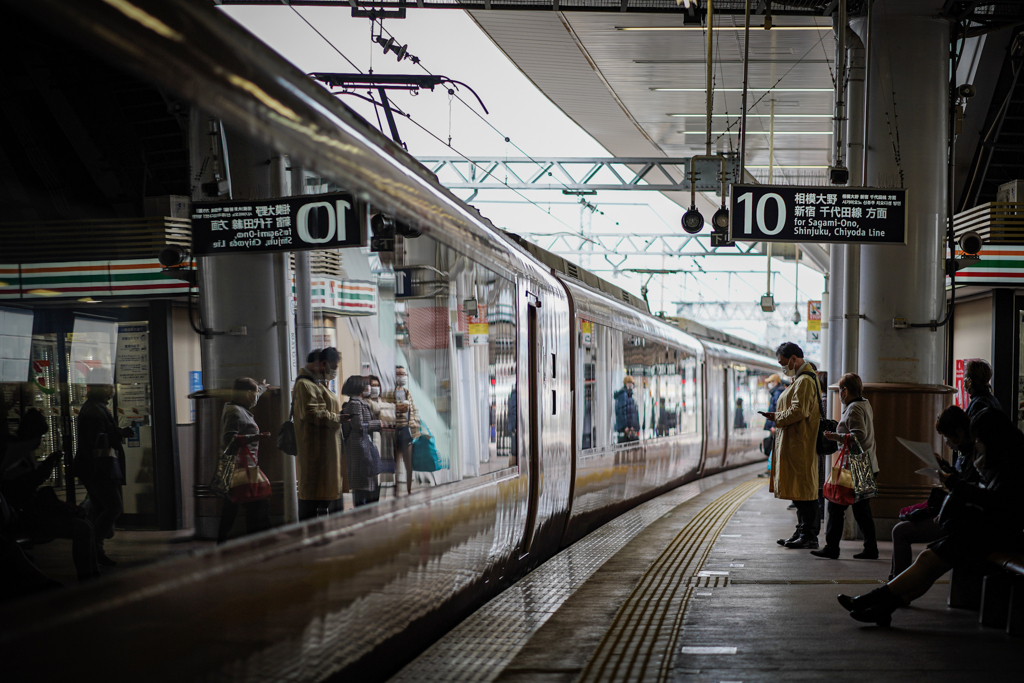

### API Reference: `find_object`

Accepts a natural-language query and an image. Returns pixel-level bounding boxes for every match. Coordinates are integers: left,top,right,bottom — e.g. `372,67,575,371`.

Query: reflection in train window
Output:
729,365,771,432
578,323,698,452
289,191,518,507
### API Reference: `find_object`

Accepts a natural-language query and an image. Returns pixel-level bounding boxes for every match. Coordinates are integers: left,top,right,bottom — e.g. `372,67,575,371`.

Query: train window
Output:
275,195,519,511
577,325,699,451
577,320,628,450
730,366,770,432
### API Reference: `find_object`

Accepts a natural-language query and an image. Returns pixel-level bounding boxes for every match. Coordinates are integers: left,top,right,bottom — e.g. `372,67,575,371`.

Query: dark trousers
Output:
82,479,122,548
890,516,943,580
26,514,98,579
824,499,877,552
793,499,820,539
352,489,375,507
298,498,342,520
217,498,271,543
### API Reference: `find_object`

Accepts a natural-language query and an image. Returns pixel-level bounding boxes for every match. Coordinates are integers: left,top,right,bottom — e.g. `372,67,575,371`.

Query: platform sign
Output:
807,301,821,332
191,192,363,255
729,185,907,245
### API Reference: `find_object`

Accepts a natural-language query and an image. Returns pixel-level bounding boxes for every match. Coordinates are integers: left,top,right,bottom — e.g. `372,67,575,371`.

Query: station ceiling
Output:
467,10,836,185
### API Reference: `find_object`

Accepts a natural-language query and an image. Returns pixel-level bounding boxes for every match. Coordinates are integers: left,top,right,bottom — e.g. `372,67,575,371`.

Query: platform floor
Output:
390,466,1020,683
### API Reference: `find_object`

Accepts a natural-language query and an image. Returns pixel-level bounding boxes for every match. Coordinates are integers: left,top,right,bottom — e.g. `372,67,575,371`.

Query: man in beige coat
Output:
294,347,344,520
762,342,821,549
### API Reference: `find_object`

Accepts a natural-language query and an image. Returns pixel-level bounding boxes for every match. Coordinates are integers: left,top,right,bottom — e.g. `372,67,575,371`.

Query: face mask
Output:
325,367,338,382
396,375,408,387
370,386,380,398
362,386,371,397
783,366,796,378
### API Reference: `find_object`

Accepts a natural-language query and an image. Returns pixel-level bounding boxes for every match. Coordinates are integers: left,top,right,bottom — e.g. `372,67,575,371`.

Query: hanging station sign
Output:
729,185,907,245
191,192,363,255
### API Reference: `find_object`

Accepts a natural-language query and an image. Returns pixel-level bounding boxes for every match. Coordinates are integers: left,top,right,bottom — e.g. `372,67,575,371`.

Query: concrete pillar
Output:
193,122,287,537
851,1,947,385
848,3,954,537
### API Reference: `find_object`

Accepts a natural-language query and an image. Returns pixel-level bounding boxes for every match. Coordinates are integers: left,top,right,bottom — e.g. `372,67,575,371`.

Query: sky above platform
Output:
222,5,825,352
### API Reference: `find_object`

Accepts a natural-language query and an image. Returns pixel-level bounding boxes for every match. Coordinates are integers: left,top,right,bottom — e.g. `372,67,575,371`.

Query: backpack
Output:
798,371,838,456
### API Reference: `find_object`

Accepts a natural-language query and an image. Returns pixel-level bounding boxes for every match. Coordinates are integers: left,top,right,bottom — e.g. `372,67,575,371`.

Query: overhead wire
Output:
287,7,594,237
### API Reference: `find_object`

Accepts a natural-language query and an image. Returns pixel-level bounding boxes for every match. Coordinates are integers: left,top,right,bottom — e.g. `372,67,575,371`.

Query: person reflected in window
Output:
385,366,420,495
294,348,344,520
72,368,132,567
964,359,1002,418
217,377,272,543
364,375,395,502
341,376,385,507
614,375,640,443
733,398,747,430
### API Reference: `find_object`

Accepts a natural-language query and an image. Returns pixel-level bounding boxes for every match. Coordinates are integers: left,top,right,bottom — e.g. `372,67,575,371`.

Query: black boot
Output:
777,530,800,546
838,585,904,625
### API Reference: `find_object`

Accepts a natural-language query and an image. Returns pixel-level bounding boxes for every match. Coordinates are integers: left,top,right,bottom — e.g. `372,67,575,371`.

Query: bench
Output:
980,552,1024,635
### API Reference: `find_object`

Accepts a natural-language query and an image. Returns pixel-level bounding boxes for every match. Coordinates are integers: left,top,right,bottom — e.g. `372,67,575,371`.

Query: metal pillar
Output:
292,167,314,368
270,155,298,524
826,246,845,415
851,1,947,385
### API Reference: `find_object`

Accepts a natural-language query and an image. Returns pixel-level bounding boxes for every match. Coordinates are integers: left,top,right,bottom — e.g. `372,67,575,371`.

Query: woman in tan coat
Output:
294,348,344,520
762,342,821,549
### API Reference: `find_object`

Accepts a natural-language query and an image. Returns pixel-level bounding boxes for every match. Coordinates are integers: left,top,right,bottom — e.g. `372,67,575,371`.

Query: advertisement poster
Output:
115,324,150,384
467,305,489,346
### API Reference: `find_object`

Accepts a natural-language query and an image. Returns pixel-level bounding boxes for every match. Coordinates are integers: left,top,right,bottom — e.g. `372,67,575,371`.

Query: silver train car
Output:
1,2,782,681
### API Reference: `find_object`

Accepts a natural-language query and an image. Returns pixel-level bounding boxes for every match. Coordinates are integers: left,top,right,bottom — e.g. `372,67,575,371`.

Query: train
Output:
1,2,783,681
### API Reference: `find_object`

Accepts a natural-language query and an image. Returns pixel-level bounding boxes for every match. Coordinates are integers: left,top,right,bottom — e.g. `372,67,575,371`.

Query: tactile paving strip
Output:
576,478,766,683
388,469,758,683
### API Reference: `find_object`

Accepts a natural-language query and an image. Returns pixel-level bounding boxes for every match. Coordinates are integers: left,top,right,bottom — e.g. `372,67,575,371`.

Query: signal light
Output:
681,207,704,234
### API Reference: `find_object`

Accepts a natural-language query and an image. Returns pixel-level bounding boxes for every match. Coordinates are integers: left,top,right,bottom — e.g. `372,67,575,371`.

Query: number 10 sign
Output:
728,184,907,245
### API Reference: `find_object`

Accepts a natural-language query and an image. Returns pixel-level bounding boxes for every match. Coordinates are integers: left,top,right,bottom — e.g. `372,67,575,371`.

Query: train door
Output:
718,367,731,469
521,300,541,556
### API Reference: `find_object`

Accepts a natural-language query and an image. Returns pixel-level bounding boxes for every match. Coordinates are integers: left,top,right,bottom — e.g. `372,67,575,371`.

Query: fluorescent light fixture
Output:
669,113,833,117
654,87,833,92
745,165,830,169
679,131,833,135
618,26,829,31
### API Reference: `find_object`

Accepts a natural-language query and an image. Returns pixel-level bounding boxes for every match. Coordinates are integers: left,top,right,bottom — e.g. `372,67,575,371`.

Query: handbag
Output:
799,372,838,456
412,424,442,472
277,377,314,456
761,434,773,457
823,437,855,505
229,441,272,504
209,440,237,499
845,434,877,501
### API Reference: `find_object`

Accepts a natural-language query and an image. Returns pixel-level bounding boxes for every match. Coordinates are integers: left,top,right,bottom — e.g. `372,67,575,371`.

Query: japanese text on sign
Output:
191,192,363,255
729,185,907,244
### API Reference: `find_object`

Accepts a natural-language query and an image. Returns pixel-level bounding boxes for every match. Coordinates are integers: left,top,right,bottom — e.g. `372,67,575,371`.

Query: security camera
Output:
957,83,976,99
158,245,189,267
792,308,802,325
959,231,983,256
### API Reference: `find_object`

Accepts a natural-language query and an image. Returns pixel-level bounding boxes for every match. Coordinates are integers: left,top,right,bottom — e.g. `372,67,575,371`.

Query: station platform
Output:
389,464,1019,683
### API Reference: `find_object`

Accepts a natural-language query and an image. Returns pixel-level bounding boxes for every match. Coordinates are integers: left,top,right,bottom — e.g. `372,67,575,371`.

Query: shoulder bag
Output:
823,436,855,505
277,377,313,456
799,371,838,456
229,440,272,504
412,424,443,472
